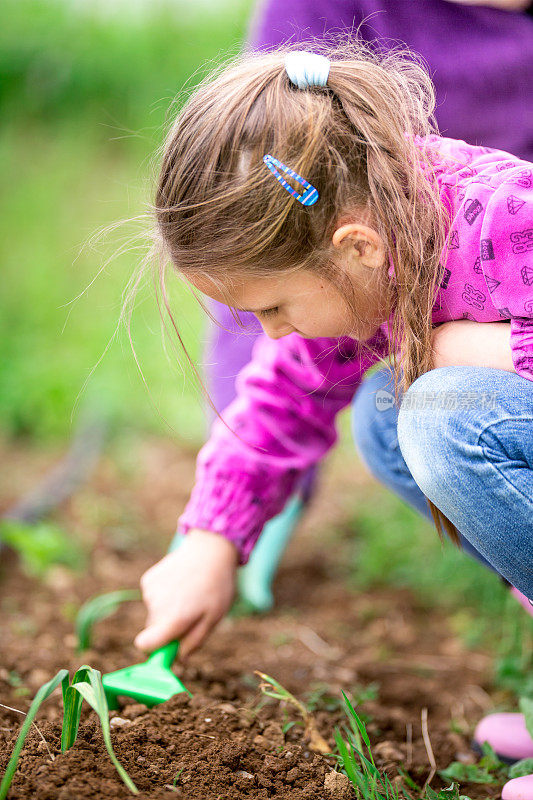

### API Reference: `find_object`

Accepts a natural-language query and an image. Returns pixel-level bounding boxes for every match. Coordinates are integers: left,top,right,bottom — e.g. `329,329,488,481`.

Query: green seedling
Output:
334,693,475,800
172,767,184,786
334,692,400,800
510,758,533,779
425,786,473,800
0,666,138,800
255,671,330,754
0,519,84,576
64,667,138,793
439,741,507,786
75,589,140,651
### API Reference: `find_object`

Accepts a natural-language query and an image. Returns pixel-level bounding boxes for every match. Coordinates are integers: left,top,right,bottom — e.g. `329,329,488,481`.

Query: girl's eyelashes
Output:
257,306,279,318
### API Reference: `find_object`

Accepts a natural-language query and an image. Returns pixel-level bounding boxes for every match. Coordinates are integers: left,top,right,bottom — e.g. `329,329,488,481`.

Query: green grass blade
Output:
334,728,360,788
342,692,374,759
75,590,140,651
72,668,139,794
60,666,91,751
0,669,69,800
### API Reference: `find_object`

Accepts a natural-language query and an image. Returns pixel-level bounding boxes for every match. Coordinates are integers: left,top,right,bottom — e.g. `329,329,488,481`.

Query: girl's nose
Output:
260,319,294,340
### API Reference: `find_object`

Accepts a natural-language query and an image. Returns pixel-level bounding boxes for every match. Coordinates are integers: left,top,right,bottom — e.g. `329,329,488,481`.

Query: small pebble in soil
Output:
235,771,254,780
109,716,131,728
286,767,300,783
217,703,237,714
373,741,404,762
324,770,352,798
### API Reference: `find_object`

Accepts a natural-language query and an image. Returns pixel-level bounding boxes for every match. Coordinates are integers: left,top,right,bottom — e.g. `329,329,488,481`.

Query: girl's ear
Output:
332,223,386,270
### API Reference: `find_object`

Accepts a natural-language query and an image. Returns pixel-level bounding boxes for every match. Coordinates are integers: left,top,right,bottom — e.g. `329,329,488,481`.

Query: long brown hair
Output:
142,38,459,545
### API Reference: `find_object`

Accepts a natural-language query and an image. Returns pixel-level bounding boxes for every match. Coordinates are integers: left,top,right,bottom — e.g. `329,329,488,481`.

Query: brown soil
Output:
0,434,505,799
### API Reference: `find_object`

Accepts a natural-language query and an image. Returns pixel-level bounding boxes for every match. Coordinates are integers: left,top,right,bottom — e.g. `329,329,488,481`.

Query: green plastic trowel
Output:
102,639,190,709
102,537,190,709
102,491,305,708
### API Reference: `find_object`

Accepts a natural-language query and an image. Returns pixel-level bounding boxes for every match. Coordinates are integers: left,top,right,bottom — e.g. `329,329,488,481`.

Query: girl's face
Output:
187,221,391,342
188,266,389,342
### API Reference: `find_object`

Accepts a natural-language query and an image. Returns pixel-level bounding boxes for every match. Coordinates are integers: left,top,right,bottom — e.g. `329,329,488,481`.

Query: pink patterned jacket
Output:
178,135,533,563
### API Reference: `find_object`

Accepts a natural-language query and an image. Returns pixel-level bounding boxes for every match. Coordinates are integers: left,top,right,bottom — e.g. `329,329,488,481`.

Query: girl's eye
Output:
258,307,279,318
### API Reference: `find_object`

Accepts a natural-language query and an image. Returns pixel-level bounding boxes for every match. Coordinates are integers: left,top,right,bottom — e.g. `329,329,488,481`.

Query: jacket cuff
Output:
510,318,533,381
177,467,300,565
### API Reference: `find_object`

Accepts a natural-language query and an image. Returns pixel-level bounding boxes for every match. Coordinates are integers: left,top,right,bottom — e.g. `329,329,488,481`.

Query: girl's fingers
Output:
134,614,199,653
179,615,215,660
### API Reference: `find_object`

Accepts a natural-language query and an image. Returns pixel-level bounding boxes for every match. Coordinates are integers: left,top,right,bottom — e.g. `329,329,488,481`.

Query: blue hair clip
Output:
262,154,319,206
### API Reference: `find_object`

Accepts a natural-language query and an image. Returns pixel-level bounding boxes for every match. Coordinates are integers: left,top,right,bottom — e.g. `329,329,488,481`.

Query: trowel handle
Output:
147,640,179,669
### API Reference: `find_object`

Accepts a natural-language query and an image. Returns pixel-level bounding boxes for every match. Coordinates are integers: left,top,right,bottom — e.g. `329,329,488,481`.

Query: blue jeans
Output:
351,366,533,600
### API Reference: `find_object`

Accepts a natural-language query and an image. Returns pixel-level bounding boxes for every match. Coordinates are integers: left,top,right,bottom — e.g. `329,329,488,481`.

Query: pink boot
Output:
474,713,533,763
502,775,533,800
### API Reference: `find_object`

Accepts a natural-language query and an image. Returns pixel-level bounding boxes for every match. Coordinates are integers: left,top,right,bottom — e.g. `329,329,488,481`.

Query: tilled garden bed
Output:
0,436,502,799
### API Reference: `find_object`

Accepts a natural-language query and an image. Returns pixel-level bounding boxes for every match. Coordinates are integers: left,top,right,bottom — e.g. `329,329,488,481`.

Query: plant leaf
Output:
438,762,498,785
520,697,533,742
479,741,506,772
71,668,139,794
342,692,373,759
509,758,533,780
61,666,91,751
0,669,69,800
75,589,139,651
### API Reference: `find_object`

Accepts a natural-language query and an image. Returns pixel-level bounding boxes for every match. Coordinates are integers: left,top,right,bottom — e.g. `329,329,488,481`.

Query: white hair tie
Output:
285,50,330,90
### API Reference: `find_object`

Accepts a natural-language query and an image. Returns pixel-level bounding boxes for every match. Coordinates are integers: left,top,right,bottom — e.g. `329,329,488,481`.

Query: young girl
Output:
133,44,533,798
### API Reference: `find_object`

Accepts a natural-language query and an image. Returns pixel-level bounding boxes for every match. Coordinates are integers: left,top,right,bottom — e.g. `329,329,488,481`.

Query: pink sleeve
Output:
178,331,387,563
479,170,533,381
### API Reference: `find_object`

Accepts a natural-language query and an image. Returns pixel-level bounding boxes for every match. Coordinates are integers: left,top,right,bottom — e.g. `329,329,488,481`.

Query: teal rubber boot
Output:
237,495,304,613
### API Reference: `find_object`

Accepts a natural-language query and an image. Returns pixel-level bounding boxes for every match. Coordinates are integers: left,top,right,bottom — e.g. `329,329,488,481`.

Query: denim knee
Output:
396,367,477,502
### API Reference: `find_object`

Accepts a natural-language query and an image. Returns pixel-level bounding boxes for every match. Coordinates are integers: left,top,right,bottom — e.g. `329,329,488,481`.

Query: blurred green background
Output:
2,0,531,701
1,0,253,444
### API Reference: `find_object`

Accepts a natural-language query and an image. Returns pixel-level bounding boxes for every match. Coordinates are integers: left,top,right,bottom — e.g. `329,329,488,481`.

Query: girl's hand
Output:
431,320,514,372
135,529,238,659
445,0,531,9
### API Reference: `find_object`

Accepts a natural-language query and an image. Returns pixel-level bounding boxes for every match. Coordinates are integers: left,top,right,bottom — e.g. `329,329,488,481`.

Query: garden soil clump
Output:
0,436,503,798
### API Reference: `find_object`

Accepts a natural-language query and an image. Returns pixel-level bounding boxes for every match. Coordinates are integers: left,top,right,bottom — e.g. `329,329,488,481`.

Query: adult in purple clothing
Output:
205,0,533,414
200,9,533,786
